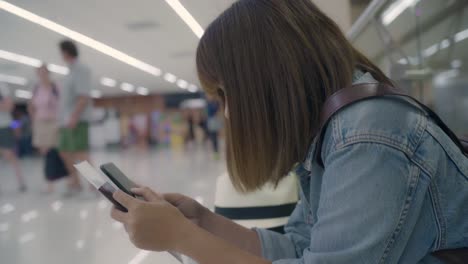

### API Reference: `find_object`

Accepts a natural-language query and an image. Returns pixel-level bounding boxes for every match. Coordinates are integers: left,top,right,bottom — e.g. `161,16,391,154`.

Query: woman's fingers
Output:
113,190,137,209
132,187,162,202
163,193,186,206
110,207,128,223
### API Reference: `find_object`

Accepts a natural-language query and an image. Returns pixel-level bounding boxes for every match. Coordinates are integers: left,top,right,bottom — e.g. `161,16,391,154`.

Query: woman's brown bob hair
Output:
197,0,392,191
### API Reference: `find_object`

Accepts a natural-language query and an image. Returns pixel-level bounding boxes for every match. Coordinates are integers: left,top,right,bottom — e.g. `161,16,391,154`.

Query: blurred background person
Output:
206,97,222,159
184,111,196,149
0,85,26,192
57,40,93,197
28,64,61,193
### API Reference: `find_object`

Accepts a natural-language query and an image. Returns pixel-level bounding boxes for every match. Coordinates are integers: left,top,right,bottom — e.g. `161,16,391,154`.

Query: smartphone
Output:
74,161,128,212
100,163,139,198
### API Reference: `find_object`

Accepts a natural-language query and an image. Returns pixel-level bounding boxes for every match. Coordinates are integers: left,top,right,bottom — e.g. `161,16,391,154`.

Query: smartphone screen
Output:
100,163,138,197
74,161,127,212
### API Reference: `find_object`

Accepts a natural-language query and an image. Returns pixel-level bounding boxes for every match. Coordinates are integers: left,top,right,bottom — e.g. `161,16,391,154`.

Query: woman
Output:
0,85,26,192
110,1,468,263
29,64,59,193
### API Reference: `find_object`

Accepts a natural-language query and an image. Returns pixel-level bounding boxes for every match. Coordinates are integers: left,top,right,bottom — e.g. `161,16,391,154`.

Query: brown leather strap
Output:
320,83,407,127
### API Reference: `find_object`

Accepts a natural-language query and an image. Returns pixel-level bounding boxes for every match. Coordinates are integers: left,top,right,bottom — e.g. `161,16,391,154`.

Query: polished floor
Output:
0,146,225,264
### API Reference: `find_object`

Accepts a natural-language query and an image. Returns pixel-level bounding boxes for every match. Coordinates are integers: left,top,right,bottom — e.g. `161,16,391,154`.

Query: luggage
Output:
44,148,69,181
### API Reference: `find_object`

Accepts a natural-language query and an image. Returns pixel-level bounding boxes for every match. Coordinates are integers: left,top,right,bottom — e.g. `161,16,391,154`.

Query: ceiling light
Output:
451,59,462,69
0,74,28,86
137,87,149,96
177,79,188,89
90,90,102,98
164,73,177,83
164,0,204,38
120,82,135,92
0,49,68,75
101,77,116,87
188,85,198,93
398,58,408,65
382,0,420,26
15,89,32,99
0,49,41,67
422,44,439,58
455,28,468,43
434,69,459,85
440,39,450,49
47,64,69,75
0,1,162,77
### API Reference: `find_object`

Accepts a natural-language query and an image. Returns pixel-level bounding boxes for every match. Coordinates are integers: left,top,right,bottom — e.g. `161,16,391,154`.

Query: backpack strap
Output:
315,82,467,166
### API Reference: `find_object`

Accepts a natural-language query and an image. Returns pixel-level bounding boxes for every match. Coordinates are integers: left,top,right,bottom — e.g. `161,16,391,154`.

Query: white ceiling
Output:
0,0,351,98
0,0,235,97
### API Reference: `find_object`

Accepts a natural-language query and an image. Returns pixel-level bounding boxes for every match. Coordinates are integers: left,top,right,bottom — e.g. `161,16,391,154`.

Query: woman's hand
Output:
162,192,210,227
111,187,268,264
111,187,195,252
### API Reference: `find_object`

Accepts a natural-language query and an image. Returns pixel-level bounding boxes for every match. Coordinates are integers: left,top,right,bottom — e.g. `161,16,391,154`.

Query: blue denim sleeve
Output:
255,228,297,261
255,197,311,261
258,142,427,263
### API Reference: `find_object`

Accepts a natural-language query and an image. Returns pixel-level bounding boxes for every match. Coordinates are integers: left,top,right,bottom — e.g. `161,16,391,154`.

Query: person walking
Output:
0,84,26,192
29,64,60,193
206,97,222,159
57,40,93,197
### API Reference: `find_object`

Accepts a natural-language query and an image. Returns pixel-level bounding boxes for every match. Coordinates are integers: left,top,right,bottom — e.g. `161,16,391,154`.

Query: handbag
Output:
44,148,69,181
315,82,468,263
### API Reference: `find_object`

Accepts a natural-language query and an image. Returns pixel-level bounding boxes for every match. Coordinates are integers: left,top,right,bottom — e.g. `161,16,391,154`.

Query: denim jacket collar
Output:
302,70,378,172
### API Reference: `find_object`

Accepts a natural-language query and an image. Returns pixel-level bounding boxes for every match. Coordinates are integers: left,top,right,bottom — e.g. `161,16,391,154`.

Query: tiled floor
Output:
0,146,225,264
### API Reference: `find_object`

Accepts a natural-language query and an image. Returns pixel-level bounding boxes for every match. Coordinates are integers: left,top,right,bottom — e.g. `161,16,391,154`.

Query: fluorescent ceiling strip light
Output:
451,59,462,69
0,49,41,67
47,64,69,75
422,44,439,58
164,0,204,38
90,90,102,98
0,74,28,85
0,49,68,75
455,28,468,43
188,84,198,93
176,79,188,89
137,87,149,96
164,73,177,83
120,82,135,92
0,1,161,77
382,0,419,26
15,89,32,99
101,77,117,87
422,31,466,59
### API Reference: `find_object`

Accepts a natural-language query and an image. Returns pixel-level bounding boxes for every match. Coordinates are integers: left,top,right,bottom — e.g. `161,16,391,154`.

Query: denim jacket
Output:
256,72,468,263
